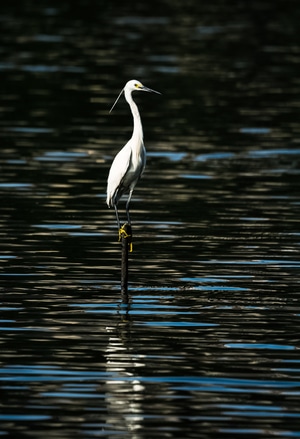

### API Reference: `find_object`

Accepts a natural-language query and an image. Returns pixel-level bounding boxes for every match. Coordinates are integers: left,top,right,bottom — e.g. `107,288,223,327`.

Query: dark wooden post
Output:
120,224,132,295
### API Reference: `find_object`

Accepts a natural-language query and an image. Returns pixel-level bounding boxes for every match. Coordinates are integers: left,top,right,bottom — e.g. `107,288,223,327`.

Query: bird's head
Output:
110,79,161,113
126,79,161,95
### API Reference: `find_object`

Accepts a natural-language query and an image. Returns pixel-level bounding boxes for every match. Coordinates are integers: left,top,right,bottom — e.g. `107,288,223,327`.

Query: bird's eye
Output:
134,83,140,88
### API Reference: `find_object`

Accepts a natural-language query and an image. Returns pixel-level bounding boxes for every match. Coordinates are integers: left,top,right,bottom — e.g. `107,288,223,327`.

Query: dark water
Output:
1,1,300,438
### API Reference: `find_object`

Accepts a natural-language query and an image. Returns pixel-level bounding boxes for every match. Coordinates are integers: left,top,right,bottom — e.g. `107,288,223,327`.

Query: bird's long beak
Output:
109,88,124,113
142,86,161,95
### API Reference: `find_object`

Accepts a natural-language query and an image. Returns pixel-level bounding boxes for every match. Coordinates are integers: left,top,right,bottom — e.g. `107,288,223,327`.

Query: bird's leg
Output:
125,190,133,225
115,203,132,251
114,205,121,230
116,191,133,252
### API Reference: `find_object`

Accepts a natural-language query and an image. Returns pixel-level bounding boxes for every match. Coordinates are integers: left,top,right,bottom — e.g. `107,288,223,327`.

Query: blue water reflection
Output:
1,0,300,438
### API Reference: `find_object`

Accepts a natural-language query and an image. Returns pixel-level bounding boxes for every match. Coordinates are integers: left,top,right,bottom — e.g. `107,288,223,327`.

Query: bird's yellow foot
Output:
118,225,133,252
118,225,130,240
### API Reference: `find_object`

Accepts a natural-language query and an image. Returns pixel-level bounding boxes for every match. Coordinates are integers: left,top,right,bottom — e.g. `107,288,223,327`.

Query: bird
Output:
106,79,161,233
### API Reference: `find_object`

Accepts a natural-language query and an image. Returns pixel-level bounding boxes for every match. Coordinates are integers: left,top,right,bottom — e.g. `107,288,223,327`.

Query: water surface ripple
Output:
1,1,300,438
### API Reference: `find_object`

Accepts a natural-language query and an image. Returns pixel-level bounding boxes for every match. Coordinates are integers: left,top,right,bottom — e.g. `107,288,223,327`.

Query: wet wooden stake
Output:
120,223,132,295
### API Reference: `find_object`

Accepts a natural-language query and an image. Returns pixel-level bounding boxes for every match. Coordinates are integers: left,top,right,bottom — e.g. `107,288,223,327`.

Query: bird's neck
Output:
125,89,144,145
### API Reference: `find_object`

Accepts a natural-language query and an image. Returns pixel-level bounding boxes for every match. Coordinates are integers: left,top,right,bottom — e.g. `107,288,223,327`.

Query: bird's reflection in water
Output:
104,292,145,437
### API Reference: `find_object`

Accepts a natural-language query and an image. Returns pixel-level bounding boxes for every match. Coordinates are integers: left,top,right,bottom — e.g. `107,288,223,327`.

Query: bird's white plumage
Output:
106,79,160,229
106,137,145,207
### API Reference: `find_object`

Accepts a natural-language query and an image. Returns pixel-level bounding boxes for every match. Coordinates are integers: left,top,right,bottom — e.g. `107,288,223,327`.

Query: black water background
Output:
0,1,300,438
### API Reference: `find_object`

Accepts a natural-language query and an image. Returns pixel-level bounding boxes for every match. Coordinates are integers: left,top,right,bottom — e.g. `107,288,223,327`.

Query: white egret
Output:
106,79,161,232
